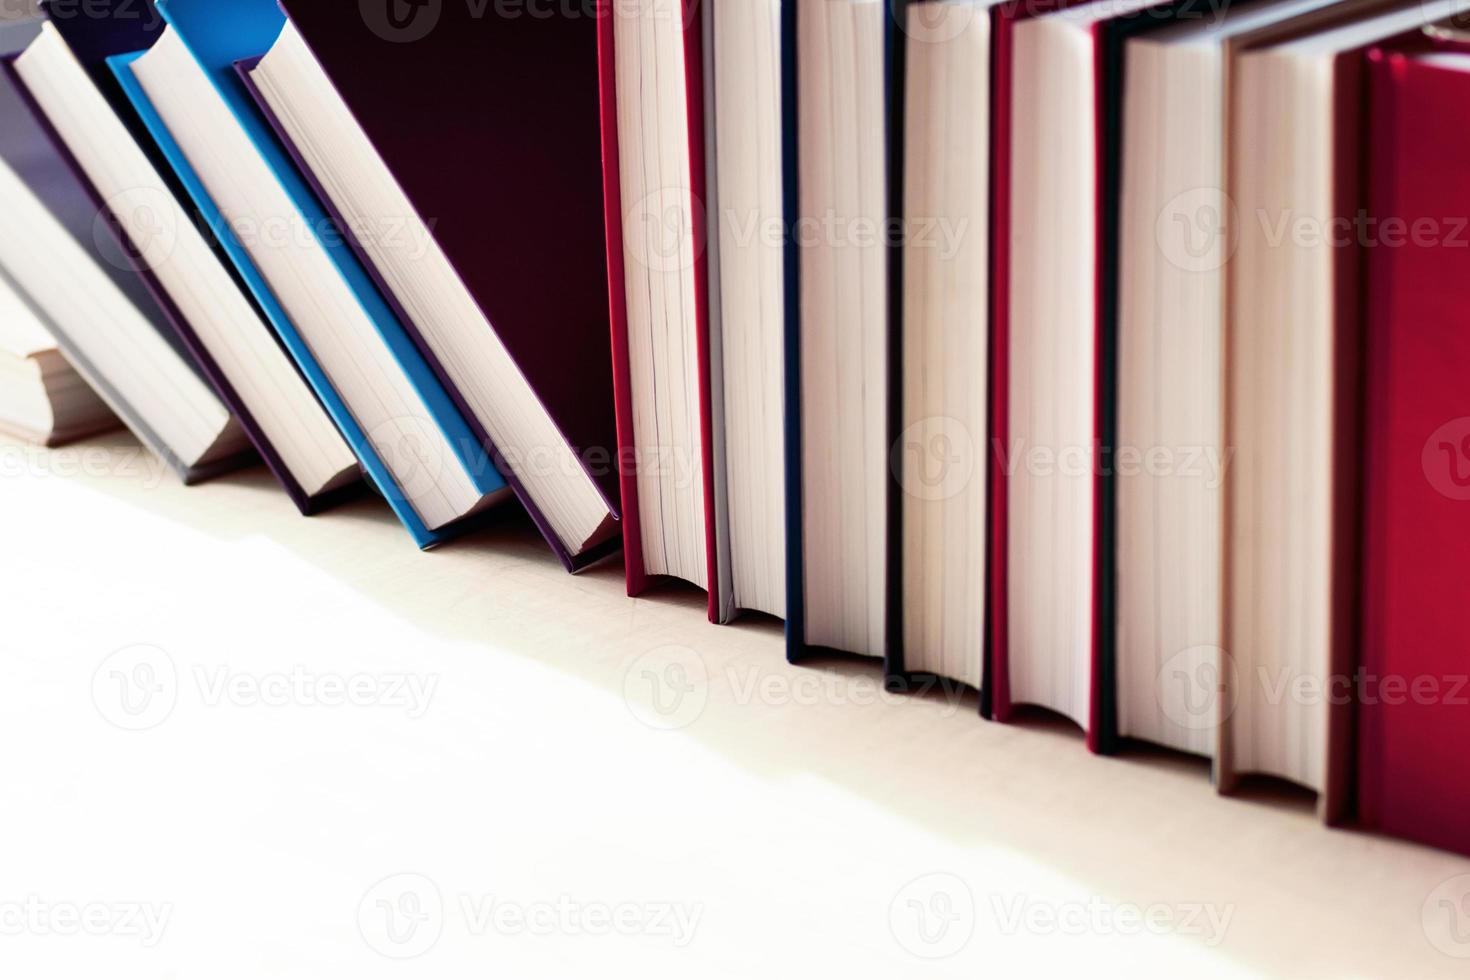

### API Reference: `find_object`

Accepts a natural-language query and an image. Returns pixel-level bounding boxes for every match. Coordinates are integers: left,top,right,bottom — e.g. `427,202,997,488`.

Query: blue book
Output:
108,0,507,549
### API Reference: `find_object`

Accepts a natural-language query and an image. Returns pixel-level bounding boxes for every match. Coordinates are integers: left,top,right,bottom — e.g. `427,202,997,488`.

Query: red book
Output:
597,0,719,620
1359,32,1470,857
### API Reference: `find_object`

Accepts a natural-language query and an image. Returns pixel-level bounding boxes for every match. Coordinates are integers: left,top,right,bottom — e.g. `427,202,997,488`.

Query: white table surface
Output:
1,430,1466,979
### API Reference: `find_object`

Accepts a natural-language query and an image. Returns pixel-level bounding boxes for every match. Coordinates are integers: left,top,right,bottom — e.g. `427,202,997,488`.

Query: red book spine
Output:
1358,44,1401,835
988,0,1097,728
988,2,1016,722
598,0,718,618
1359,42,1470,856
596,0,647,597
1086,20,1107,755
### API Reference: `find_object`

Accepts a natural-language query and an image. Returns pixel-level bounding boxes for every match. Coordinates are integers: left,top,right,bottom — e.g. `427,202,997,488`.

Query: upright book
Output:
106,0,509,548
598,0,718,613
13,3,362,513
992,0,1189,752
0,15,252,483
703,0,790,622
1112,0,1365,759
893,0,997,696
1358,25,1470,857
1218,0,1463,821
783,0,901,666
243,0,623,569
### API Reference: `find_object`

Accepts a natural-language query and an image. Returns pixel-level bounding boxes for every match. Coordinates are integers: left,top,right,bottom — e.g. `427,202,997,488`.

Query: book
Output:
1112,0,1356,759
784,0,898,665
703,0,789,621
893,0,995,694
107,0,510,548
599,0,719,614
0,15,253,483
1358,26,1470,856
1219,0,1464,820
12,7,362,513
0,265,116,445
778,0,800,655
988,0,1087,732
993,0,1183,752
243,0,623,570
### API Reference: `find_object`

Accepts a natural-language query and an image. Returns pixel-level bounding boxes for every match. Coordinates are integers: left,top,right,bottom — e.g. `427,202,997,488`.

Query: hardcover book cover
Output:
0,16,252,484
596,0,720,614
1359,32,1470,857
270,0,623,572
106,0,505,548
14,3,358,513
1215,0,1418,824
990,0,1223,752
781,0,905,667
988,0,1105,746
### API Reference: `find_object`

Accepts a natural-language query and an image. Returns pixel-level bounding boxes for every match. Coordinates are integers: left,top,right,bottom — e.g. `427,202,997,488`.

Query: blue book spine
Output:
114,0,507,548
780,0,804,663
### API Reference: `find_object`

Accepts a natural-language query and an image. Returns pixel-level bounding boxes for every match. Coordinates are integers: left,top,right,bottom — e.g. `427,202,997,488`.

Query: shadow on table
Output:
44,430,1470,980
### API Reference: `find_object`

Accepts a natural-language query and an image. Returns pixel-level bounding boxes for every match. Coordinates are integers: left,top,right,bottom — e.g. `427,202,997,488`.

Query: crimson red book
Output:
596,0,719,620
1359,30,1470,857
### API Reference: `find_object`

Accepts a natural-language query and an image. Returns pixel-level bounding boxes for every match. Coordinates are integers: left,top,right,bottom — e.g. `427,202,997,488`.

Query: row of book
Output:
1,0,1466,859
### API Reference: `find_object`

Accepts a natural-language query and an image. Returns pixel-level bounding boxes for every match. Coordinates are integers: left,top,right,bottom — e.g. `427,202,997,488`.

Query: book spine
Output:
881,0,907,688
781,0,806,664
109,48,442,549
234,54,604,561
681,0,720,623
597,0,649,595
987,4,1018,720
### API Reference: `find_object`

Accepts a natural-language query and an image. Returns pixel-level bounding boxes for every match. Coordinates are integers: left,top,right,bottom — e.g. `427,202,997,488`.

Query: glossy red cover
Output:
1359,40,1470,856
598,0,719,619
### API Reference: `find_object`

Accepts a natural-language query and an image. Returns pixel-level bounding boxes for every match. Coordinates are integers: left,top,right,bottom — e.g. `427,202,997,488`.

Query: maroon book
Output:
276,0,621,570
1359,32,1470,857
